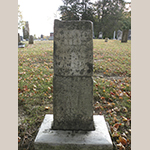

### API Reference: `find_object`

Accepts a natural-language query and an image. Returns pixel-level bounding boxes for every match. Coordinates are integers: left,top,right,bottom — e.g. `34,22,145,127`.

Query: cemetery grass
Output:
18,40,131,150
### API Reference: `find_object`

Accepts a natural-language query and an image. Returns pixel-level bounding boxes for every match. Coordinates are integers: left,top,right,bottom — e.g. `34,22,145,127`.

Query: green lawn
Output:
18,39,131,150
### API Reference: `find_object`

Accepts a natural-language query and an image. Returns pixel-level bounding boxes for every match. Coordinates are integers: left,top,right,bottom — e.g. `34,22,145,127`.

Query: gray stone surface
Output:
128,29,131,40
18,33,21,43
29,35,34,44
98,32,103,39
23,21,29,40
52,76,94,131
53,19,93,76
113,31,116,39
117,30,122,40
34,114,113,150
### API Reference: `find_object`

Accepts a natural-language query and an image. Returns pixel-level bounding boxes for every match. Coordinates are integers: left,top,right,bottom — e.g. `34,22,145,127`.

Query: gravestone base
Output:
34,114,113,150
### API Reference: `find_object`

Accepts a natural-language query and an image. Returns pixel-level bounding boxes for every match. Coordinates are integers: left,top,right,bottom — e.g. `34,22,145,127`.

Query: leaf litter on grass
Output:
18,40,131,150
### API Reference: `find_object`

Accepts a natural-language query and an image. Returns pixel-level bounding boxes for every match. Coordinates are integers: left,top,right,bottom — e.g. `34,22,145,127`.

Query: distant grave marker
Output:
128,29,131,40
23,21,29,40
99,31,103,39
117,30,122,40
18,33,21,43
113,31,116,40
29,35,34,44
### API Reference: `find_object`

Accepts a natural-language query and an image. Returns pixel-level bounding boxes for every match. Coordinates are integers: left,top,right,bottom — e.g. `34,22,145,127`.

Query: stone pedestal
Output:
34,114,113,150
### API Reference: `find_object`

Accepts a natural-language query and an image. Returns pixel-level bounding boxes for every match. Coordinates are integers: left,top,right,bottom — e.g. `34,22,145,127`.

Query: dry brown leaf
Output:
123,107,128,112
48,95,52,99
119,136,127,145
18,136,21,143
112,132,120,137
45,106,50,110
122,116,128,122
117,142,125,150
114,107,120,112
113,123,122,130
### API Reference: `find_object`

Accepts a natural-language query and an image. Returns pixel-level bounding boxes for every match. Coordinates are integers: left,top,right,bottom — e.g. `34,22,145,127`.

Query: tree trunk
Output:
121,29,129,43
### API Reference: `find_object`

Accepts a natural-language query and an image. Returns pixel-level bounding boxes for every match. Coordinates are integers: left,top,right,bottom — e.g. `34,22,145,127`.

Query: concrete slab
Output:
34,114,113,150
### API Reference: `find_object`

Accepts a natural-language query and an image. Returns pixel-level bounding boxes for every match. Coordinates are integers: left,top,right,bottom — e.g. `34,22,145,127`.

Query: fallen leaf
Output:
114,107,120,112
101,97,105,100
110,92,115,95
33,84,37,88
121,133,127,138
122,106,128,112
45,106,50,110
113,123,122,130
119,136,127,145
117,142,125,150
18,136,21,143
122,116,128,122
127,99,131,102
128,129,131,133
112,132,120,137
33,88,36,91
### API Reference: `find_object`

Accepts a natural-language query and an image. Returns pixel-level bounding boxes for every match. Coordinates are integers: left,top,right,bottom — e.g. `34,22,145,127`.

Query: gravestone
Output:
117,30,122,40
98,31,103,39
20,36,23,41
23,21,29,40
128,29,131,40
113,31,116,39
29,35,34,44
49,32,54,40
52,20,94,130
41,34,43,38
121,29,129,43
105,37,108,42
34,20,113,150
18,33,20,43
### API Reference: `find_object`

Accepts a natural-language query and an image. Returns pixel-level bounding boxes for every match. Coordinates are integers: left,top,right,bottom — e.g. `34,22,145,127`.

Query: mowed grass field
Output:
18,39,131,150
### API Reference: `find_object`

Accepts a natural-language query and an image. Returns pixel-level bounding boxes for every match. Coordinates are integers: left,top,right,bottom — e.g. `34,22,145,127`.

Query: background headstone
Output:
52,19,94,131
128,29,131,40
29,35,34,44
105,37,108,42
18,33,21,43
23,21,29,40
20,36,23,41
121,29,129,43
41,34,43,38
117,30,122,40
113,31,116,39
98,31,103,39
49,32,54,40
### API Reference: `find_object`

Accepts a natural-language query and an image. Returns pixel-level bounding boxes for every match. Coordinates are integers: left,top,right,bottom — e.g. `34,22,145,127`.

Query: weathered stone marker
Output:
18,33,21,43
113,31,116,40
52,20,94,131
23,21,29,40
34,19,113,150
117,30,122,40
29,35,34,44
